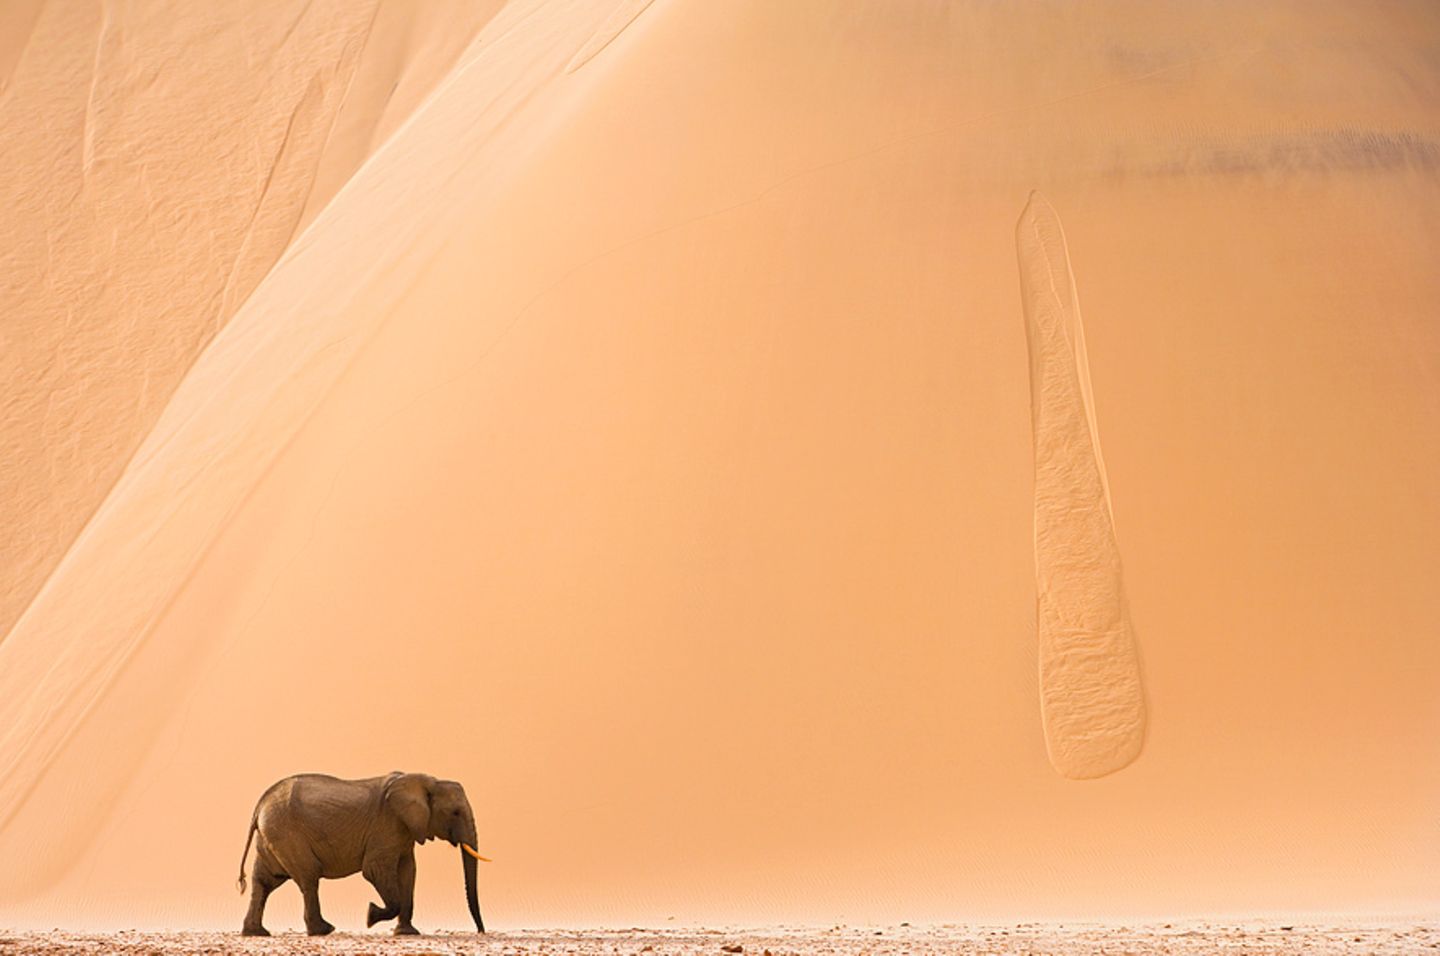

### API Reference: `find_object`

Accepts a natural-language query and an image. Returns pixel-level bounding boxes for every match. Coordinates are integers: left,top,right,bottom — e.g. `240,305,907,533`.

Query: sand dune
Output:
0,0,518,646
1,0,1438,934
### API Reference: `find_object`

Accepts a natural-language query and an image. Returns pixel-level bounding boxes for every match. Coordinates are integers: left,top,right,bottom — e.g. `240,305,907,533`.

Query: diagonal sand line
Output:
1016,191,1146,780
565,0,657,74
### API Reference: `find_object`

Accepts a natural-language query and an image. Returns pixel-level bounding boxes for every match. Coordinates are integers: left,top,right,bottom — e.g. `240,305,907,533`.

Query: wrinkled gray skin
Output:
237,772,484,936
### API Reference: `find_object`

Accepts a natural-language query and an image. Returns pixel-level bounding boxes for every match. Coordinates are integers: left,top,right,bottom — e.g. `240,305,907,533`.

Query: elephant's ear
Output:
384,773,434,844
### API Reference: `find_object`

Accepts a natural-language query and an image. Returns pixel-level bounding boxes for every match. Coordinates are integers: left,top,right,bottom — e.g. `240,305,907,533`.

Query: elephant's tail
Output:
237,807,259,894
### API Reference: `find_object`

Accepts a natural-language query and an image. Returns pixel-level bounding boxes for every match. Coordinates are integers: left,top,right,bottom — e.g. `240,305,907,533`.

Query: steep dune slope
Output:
0,0,505,644
1,0,1437,931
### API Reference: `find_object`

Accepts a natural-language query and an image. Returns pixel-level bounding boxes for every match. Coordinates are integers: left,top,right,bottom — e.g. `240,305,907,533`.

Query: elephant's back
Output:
287,773,387,802
267,774,381,827
255,772,387,830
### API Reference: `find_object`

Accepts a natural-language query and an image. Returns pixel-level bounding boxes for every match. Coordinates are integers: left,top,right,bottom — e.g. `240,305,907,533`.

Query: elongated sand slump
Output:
1017,193,1146,780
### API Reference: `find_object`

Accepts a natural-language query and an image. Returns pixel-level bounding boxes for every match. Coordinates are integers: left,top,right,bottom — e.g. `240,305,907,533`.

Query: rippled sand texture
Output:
0,1,370,645
0,0,509,645
1016,194,1146,779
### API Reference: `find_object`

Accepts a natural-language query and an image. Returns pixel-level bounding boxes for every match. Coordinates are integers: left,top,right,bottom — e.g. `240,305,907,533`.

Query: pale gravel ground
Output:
0,923,1434,955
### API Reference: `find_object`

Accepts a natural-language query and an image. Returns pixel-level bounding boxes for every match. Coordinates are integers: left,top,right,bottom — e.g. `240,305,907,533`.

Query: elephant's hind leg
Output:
296,875,335,936
362,856,398,926
241,857,289,936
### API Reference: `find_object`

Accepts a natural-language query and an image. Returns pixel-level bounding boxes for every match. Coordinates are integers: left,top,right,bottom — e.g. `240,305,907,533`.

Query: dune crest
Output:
1017,192,1146,780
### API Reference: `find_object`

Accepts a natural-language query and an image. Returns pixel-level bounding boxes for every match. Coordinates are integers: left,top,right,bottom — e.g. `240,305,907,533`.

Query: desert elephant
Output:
236,771,488,936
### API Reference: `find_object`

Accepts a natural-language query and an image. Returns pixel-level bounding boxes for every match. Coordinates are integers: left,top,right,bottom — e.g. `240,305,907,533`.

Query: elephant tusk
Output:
462,843,491,862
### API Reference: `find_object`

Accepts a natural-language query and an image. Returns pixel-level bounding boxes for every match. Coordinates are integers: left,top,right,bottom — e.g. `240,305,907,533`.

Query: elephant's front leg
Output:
363,856,400,928
363,850,418,934
395,849,419,935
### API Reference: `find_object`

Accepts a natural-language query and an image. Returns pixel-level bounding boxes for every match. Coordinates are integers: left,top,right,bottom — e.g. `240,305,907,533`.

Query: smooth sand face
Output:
1,0,1438,933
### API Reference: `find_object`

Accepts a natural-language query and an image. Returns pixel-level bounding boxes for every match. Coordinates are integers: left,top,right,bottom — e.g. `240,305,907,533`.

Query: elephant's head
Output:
383,773,487,932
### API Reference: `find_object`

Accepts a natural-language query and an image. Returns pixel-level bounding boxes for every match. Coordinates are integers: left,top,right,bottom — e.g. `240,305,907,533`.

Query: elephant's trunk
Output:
460,816,485,932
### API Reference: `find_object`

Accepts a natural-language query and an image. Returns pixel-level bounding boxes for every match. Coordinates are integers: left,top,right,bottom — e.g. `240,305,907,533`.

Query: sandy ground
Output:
0,923,1434,955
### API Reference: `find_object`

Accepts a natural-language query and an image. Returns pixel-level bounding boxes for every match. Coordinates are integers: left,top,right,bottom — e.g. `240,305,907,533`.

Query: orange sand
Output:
1,0,1438,933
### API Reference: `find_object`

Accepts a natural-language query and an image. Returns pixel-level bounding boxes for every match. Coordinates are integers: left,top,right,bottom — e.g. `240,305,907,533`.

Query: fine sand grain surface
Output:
1,0,1438,933
0,923,1433,955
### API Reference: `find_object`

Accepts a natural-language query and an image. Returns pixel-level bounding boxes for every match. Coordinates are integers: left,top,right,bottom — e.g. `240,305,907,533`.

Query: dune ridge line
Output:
565,0,658,74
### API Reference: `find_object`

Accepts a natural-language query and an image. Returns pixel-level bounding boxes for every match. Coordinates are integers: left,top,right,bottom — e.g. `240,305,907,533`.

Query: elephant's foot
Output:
394,923,420,936
306,919,336,937
367,902,396,928
240,925,270,937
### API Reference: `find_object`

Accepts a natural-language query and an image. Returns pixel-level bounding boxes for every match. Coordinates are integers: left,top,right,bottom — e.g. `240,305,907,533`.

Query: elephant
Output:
236,771,487,936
